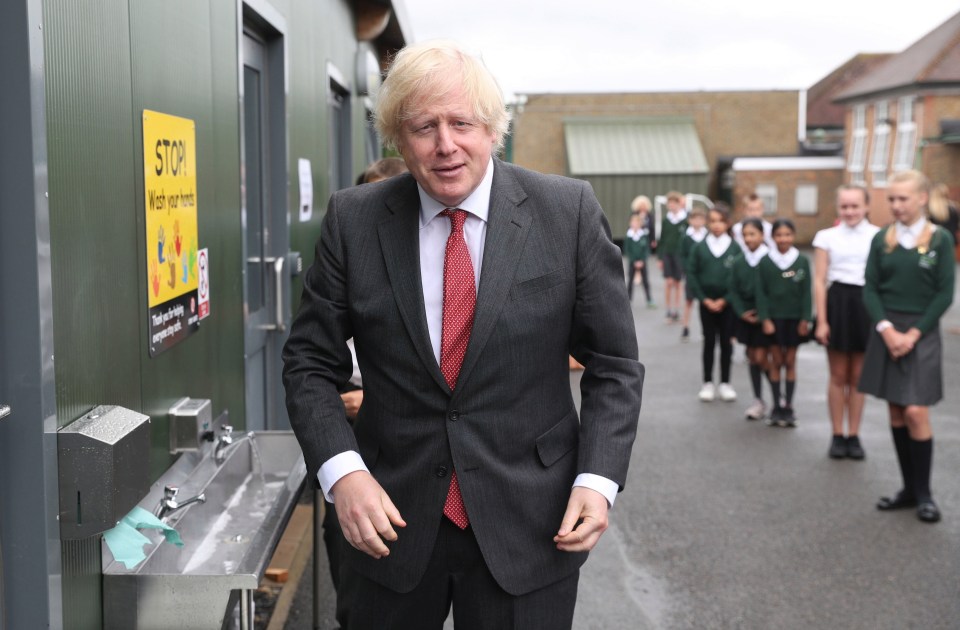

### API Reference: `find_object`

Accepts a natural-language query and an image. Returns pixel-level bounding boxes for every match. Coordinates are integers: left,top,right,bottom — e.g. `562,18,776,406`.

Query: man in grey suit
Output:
282,40,644,629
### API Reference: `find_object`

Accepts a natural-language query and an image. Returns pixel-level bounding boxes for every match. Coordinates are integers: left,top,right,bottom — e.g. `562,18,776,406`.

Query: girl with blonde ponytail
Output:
859,170,955,524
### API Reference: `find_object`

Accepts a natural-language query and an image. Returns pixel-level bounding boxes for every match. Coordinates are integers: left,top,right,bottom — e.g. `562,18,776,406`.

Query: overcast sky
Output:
402,1,960,98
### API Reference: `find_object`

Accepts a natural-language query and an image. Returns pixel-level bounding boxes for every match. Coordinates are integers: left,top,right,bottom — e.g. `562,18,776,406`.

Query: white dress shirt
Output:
811,219,880,286
744,243,768,268
318,159,619,507
895,217,927,249
705,233,732,257
686,225,707,243
768,246,800,271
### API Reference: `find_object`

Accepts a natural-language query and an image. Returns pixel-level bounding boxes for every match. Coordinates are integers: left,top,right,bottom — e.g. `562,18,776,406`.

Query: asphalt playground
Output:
274,253,960,629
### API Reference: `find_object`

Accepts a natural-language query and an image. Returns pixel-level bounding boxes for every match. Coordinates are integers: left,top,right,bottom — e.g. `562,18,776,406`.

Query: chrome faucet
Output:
214,424,255,465
154,485,205,520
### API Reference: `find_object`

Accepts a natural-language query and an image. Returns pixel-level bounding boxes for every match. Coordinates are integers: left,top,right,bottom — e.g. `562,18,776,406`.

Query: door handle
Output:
272,256,285,332
249,257,287,332
0,404,10,421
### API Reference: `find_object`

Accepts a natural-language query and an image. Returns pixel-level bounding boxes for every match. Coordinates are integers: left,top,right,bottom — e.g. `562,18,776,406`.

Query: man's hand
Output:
340,390,364,419
742,308,758,324
332,470,406,559
553,486,609,552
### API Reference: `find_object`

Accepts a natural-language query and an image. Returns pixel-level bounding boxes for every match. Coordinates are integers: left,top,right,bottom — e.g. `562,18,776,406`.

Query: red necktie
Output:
439,209,475,529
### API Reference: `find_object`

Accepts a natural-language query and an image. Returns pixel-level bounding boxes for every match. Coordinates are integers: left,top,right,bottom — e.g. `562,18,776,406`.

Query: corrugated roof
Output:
564,117,709,176
836,10,960,101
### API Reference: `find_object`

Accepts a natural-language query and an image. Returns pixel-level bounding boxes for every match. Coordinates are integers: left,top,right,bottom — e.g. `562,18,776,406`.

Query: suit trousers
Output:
336,518,580,630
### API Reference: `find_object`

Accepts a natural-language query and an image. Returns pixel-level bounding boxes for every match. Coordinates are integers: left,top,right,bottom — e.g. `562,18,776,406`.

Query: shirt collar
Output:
744,243,768,267
768,246,799,270
895,217,926,238
686,225,707,240
418,157,494,228
667,209,688,224
705,232,731,249
839,219,866,233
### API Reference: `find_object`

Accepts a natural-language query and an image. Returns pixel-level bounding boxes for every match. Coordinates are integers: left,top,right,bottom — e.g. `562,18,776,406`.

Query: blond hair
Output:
374,40,510,152
884,170,934,253
631,195,651,212
666,191,684,203
928,182,951,223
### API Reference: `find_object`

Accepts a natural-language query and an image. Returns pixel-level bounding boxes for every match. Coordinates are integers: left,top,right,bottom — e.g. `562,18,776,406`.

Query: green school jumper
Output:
623,232,650,266
728,255,761,317
756,254,812,321
862,226,955,333
685,240,741,301
658,214,688,257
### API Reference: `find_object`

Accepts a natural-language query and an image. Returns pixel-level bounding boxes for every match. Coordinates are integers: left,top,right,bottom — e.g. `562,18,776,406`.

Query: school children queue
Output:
623,170,956,524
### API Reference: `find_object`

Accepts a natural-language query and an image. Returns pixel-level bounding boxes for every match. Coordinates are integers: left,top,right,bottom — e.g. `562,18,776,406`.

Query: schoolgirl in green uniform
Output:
757,219,812,426
659,191,689,322
728,218,771,420
859,170,955,524
623,212,652,304
686,203,742,403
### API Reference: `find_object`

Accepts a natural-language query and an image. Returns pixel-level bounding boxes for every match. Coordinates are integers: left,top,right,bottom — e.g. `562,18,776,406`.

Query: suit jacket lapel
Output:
378,180,450,393
455,163,531,393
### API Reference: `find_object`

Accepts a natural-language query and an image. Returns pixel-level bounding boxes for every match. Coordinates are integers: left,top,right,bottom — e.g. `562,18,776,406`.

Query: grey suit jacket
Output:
282,159,644,596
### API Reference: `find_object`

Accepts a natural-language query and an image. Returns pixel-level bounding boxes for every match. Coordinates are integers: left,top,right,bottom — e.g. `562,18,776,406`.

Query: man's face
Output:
396,84,496,208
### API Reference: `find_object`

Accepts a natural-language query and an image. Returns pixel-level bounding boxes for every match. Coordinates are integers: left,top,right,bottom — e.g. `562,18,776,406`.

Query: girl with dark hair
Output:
686,203,741,403
728,217,771,420
757,219,812,426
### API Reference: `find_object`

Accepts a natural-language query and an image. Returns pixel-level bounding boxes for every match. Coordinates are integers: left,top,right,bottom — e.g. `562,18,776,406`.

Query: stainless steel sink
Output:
102,430,307,630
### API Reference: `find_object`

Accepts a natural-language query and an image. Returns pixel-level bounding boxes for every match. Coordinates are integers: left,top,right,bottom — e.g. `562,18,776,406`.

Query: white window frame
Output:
892,96,917,172
847,105,868,185
795,184,818,216
755,183,778,215
869,101,890,186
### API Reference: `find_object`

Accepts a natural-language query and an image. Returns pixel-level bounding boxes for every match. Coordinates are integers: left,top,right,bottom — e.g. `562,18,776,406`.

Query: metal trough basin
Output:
103,430,307,630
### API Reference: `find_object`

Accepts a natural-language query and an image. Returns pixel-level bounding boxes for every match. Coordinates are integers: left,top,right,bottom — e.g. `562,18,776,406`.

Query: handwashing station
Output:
64,400,307,629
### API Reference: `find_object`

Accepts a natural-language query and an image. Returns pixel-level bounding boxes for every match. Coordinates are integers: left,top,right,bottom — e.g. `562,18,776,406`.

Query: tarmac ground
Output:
266,253,960,630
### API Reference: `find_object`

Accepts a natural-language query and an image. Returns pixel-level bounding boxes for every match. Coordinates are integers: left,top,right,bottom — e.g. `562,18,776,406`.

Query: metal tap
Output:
154,485,205,520
214,424,255,465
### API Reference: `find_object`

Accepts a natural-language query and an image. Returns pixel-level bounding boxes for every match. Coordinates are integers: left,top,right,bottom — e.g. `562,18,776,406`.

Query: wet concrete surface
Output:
281,256,960,629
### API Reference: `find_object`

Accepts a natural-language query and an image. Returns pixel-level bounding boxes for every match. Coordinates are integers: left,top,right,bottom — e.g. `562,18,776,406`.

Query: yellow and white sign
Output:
143,110,201,356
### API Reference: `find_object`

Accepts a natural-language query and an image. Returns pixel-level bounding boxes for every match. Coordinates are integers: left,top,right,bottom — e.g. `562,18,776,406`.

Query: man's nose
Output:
435,124,456,154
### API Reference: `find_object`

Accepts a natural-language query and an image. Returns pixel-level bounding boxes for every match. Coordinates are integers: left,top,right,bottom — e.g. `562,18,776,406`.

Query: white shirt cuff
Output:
573,473,619,508
317,450,369,503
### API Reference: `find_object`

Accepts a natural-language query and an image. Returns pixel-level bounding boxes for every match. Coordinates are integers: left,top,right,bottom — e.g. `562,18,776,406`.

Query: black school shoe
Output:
846,435,865,460
829,435,847,459
877,490,918,511
917,500,942,523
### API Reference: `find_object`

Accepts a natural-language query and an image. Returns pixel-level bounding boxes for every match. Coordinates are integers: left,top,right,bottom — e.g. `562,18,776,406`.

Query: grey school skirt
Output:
858,310,943,406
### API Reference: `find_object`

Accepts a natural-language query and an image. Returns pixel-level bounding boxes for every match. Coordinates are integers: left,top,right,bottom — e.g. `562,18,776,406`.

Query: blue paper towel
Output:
103,505,184,569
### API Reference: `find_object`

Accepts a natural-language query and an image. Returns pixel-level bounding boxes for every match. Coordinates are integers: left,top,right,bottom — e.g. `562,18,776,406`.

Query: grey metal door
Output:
241,30,289,430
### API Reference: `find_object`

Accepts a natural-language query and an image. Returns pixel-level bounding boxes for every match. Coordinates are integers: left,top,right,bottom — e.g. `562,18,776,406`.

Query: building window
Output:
795,184,818,216
847,105,867,185
869,101,890,186
755,183,778,215
892,96,917,171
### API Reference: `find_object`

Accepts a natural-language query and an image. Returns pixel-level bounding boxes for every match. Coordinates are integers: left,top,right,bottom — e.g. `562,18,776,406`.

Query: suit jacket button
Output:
448,410,459,422
435,466,448,477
